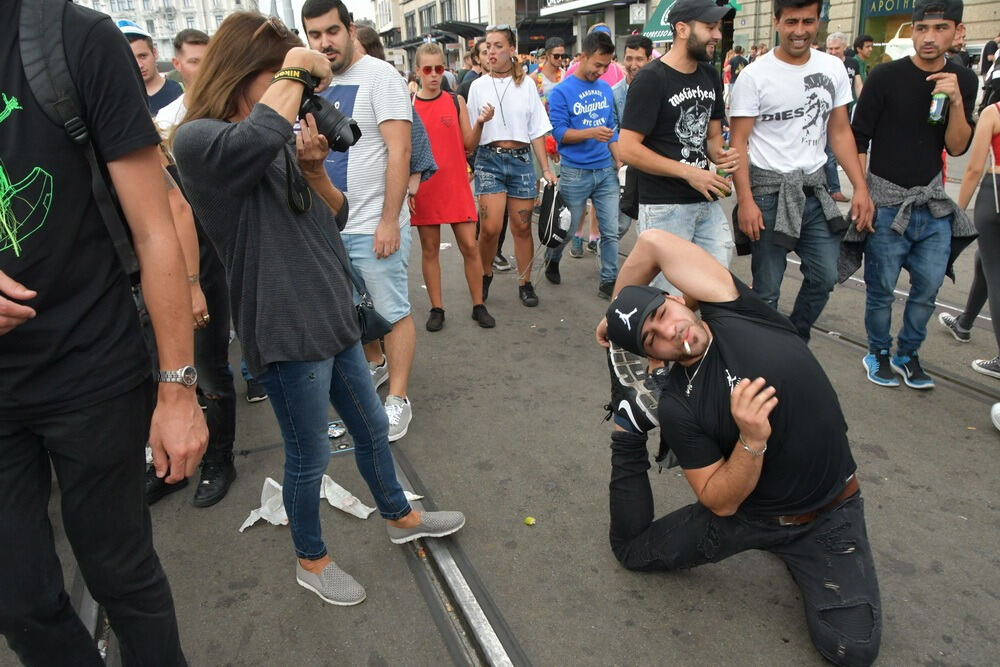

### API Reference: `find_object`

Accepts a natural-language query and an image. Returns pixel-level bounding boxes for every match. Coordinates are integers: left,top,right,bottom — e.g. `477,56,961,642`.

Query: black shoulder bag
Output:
20,0,156,367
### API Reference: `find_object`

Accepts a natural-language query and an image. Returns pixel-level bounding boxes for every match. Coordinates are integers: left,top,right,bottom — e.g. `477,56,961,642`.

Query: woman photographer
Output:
173,13,464,606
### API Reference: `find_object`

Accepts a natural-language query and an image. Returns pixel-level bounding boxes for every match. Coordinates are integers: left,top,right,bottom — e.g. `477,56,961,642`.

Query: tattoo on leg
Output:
517,209,531,225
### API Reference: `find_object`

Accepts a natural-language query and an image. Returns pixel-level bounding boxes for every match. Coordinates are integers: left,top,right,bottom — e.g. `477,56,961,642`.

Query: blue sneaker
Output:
891,352,935,389
569,237,584,258
863,350,899,387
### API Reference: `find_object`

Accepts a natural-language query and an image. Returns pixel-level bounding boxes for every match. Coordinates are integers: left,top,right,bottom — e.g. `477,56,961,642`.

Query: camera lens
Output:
300,94,361,152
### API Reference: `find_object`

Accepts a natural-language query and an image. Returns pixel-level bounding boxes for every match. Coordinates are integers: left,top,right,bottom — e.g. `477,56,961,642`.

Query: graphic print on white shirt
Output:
801,73,836,146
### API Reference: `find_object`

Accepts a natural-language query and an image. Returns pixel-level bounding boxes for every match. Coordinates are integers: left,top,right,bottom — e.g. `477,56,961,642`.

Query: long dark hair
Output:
178,12,302,129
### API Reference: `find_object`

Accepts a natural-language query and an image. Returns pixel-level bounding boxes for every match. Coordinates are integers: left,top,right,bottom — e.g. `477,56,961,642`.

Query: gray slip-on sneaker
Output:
387,511,466,544
295,561,366,606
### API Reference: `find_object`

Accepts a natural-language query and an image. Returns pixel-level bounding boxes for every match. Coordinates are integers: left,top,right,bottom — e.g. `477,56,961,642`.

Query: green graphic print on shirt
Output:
0,92,53,257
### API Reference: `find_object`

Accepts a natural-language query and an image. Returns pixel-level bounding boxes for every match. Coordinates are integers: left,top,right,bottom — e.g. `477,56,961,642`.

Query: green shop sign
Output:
642,1,740,41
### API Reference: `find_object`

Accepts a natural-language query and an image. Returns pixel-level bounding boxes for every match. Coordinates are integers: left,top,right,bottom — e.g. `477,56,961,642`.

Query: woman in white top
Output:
466,25,555,307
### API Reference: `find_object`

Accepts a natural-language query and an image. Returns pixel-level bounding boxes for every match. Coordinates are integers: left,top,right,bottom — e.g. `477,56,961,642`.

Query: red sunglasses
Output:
420,65,445,75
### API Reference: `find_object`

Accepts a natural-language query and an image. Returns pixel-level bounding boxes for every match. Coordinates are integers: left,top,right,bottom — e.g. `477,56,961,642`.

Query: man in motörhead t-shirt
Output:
619,0,740,293
597,229,881,667
729,0,873,340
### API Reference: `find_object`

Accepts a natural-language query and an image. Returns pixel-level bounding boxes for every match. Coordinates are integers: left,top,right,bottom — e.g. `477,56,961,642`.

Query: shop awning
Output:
431,20,486,40
642,0,740,41
642,0,675,41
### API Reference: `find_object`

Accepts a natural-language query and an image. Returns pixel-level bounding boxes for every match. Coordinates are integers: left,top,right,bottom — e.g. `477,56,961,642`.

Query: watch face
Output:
181,366,198,386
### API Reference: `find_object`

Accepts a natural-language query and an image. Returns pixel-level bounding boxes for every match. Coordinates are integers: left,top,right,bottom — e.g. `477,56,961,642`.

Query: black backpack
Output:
19,0,153,355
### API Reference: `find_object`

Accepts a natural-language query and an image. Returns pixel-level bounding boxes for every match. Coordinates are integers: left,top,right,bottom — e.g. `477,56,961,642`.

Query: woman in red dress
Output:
412,42,496,331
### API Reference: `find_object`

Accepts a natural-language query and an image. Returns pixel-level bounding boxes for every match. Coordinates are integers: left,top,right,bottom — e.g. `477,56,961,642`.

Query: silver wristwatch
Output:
156,365,198,387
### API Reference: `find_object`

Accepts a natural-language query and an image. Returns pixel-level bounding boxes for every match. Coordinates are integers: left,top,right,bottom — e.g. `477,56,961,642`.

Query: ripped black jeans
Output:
609,431,881,667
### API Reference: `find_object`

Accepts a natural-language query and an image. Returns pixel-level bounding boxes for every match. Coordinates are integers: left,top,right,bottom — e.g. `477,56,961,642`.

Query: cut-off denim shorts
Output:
474,146,537,199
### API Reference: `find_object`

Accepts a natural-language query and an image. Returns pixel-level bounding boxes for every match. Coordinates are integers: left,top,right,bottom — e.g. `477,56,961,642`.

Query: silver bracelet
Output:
739,434,767,457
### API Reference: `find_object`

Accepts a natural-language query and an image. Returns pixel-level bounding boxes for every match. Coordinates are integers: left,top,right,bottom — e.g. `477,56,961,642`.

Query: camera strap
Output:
282,144,313,214
272,67,314,88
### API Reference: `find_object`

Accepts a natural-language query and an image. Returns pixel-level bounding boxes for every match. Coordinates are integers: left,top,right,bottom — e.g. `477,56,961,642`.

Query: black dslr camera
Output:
298,74,362,152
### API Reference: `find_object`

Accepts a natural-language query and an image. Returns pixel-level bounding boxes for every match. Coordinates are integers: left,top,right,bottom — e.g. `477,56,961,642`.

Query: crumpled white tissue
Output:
239,476,424,531
239,477,287,532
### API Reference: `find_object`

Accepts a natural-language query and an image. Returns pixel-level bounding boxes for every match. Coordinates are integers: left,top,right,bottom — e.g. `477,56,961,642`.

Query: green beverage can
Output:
715,144,731,198
928,92,948,125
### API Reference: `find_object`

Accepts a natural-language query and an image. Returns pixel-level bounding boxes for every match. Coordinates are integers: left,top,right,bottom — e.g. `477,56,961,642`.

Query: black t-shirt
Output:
852,57,978,188
843,56,860,82
0,1,159,418
149,77,183,114
981,40,998,75
621,60,725,205
728,55,748,84
457,70,480,102
658,277,856,516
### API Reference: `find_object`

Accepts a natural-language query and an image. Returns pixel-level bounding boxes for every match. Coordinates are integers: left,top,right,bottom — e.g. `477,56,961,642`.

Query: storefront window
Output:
860,0,918,66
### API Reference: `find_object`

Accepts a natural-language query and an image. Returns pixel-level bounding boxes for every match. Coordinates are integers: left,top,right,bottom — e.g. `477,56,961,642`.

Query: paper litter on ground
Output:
240,476,424,531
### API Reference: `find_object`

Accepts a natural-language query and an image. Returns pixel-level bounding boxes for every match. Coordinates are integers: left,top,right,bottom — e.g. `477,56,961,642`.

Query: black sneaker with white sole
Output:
937,312,971,343
605,344,659,434
971,356,1000,379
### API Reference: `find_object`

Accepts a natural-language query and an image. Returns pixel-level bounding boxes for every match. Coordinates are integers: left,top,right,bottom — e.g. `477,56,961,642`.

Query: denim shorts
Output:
341,224,412,324
474,146,537,199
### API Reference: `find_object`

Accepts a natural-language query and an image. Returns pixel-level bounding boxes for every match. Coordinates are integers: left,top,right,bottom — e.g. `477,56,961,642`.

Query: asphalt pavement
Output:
9,150,999,666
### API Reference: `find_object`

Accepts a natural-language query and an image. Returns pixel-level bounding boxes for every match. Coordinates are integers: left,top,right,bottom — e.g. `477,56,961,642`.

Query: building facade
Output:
90,0,264,56
732,0,998,54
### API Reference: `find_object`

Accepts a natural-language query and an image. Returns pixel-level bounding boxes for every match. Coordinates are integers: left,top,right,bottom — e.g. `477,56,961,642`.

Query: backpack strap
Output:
19,0,141,281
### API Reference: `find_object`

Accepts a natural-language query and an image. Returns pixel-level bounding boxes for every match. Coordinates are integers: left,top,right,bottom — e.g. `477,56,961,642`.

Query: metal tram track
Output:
782,256,1000,404
72,445,531,667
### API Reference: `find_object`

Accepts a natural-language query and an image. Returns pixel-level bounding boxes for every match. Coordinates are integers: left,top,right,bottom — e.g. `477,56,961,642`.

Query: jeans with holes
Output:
608,431,881,667
749,192,841,340
255,342,411,559
544,166,621,284
864,205,952,354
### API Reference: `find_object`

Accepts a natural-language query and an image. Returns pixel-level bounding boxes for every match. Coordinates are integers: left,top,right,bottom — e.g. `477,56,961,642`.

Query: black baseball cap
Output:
606,286,667,357
912,0,963,23
667,0,731,26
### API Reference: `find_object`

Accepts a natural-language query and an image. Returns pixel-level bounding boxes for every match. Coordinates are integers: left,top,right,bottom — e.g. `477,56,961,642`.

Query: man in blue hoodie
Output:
544,30,621,299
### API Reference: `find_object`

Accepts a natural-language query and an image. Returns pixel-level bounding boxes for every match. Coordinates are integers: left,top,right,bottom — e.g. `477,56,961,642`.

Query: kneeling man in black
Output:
597,229,881,666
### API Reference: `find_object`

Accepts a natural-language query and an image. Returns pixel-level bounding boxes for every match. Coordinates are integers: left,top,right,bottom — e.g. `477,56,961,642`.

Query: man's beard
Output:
686,33,715,62
326,41,354,74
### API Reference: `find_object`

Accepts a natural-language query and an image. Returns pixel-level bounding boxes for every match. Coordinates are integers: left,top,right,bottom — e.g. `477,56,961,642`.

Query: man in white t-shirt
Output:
304,0,416,441
154,29,209,133
729,0,872,340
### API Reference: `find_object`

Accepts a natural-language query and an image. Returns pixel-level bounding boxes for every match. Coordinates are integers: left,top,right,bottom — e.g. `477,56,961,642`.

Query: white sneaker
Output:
991,403,1000,432
368,355,388,390
385,395,411,442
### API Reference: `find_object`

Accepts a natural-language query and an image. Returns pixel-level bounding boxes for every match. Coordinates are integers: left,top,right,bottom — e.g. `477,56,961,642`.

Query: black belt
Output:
483,144,530,156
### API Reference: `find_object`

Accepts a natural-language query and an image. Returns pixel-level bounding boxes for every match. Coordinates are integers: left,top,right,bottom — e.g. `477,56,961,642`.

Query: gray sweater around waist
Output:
174,104,359,376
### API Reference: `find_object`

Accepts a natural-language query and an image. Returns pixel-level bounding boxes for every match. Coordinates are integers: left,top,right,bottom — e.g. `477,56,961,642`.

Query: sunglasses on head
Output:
252,15,293,42
420,65,445,75
486,24,517,37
